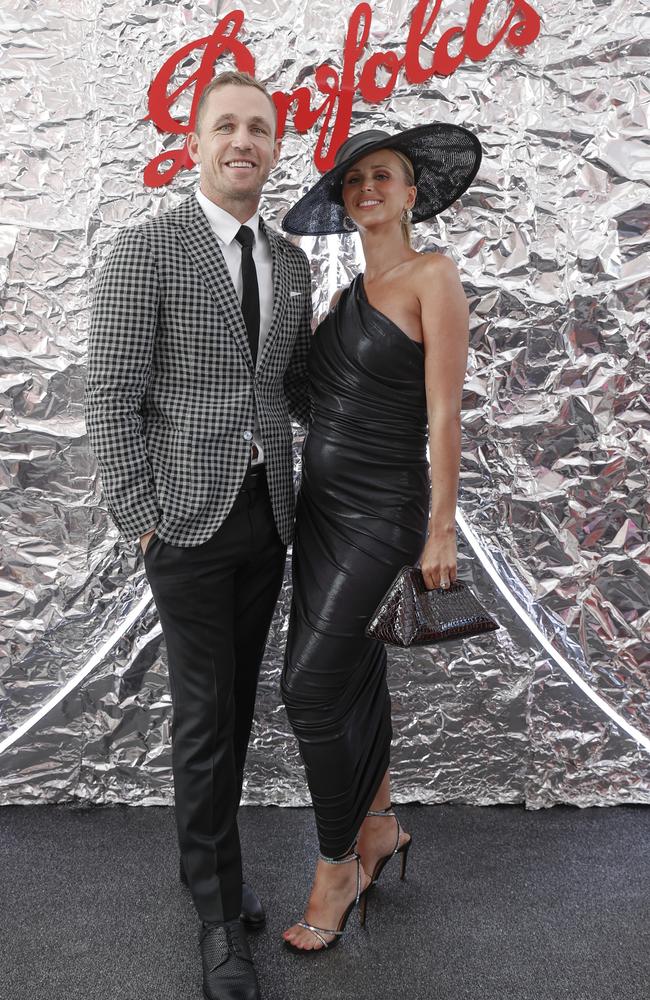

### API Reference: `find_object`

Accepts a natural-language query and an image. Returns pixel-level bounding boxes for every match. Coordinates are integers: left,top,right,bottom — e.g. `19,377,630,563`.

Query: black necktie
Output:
234,225,260,366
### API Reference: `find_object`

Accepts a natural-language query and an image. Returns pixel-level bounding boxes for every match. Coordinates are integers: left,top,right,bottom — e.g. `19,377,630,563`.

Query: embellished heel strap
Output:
318,849,360,864
366,804,401,857
318,848,362,906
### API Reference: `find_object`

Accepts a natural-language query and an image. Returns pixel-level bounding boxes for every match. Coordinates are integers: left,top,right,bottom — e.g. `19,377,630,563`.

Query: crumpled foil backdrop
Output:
1,0,649,807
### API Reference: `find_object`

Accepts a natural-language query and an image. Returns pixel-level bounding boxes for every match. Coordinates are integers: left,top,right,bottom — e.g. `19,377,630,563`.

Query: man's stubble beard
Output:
227,183,265,202
205,171,266,206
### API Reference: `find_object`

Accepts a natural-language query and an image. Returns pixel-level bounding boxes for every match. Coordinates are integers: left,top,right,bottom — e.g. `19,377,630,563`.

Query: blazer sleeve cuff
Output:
105,497,160,542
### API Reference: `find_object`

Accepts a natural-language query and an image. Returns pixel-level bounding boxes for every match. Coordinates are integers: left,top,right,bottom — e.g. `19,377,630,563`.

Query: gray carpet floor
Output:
1,803,648,1000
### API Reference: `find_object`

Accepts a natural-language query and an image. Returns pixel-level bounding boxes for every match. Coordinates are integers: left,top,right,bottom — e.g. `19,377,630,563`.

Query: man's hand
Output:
140,528,156,554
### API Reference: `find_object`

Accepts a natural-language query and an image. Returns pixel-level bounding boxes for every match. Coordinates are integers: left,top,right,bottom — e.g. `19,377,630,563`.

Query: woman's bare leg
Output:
283,771,408,949
356,770,411,879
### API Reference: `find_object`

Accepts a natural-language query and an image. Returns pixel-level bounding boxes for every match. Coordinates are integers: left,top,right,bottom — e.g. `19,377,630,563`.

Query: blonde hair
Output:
195,71,277,135
391,149,416,247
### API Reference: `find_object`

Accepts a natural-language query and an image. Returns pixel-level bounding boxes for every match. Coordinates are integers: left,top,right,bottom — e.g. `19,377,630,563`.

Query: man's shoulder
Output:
262,221,309,268
113,195,196,246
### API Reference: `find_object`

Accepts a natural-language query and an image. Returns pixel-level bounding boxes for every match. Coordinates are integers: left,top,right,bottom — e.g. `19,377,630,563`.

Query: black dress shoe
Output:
240,882,265,929
200,919,260,1000
179,859,266,929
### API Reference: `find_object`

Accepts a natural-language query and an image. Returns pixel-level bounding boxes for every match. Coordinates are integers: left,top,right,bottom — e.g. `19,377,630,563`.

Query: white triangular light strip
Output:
456,509,650,754
0,590,154,756
1,516,648,758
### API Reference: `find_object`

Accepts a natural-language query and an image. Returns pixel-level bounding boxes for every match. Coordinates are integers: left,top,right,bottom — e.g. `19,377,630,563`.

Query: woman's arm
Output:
417,254,469,589
312,288,344,327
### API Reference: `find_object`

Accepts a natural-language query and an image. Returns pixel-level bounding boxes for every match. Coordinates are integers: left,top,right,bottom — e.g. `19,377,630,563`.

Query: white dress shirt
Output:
195,187,273,465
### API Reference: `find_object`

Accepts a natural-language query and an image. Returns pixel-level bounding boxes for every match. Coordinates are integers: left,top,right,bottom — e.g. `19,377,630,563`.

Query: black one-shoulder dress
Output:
281,273,430,858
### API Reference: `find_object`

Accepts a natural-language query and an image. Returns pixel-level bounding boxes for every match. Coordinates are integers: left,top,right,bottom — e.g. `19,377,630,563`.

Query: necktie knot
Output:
235,225,255,250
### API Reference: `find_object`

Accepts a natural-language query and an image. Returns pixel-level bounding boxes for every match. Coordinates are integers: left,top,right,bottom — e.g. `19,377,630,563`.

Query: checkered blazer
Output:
85,195,312,547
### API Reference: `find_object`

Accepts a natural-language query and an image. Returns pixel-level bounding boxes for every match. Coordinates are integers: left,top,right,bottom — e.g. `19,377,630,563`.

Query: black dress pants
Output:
143,466,287,923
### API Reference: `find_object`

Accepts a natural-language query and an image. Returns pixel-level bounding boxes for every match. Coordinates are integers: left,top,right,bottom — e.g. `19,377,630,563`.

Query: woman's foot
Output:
357,810,411,882
283,855,372,951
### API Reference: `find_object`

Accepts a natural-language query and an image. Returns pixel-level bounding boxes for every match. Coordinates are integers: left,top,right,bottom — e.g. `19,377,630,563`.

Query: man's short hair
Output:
194,71,277,135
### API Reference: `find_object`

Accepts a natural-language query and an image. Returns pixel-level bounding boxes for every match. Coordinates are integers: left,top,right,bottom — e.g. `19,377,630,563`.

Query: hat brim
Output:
281,123,482,236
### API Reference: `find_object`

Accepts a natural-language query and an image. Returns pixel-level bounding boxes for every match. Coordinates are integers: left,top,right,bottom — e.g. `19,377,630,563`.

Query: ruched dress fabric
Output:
281,274,430,858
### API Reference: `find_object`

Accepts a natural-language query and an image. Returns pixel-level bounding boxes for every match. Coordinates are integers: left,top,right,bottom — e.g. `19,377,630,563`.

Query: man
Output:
85,71,312,1000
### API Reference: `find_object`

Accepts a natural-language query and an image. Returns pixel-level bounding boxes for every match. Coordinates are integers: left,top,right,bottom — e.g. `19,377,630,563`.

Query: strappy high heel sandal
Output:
284,848,370,954
365,804,413,884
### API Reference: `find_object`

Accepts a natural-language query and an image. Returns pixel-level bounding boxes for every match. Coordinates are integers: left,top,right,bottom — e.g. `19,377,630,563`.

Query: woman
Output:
279,124,482,952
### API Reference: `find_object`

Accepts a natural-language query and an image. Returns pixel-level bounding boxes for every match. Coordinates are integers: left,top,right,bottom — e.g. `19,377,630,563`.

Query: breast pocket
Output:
287,289,308,322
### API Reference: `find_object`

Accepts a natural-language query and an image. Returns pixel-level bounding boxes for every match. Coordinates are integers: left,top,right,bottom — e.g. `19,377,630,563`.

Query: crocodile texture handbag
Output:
365,566,499,647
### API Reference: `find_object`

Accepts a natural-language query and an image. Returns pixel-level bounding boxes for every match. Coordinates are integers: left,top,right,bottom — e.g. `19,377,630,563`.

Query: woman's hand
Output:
420,526,457,590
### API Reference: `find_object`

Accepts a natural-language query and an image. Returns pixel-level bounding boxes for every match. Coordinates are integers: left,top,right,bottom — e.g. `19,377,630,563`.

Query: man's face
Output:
188,84,280,208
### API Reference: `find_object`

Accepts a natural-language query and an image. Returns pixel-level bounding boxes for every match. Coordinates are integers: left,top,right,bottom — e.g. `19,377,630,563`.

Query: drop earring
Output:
343,215,356,232
401,207,413,224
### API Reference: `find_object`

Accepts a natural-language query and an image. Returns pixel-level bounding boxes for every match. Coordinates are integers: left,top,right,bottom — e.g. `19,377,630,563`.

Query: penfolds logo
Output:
145,0,541,187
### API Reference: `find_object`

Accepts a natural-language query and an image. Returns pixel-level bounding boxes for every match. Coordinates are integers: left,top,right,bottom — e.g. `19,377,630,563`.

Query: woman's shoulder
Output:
408,252,461,301
316,279,354,325
329,275,359,311
412,250,459,280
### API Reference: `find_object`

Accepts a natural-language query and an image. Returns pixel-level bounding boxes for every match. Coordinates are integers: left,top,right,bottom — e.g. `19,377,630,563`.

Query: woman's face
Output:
341,149,416,233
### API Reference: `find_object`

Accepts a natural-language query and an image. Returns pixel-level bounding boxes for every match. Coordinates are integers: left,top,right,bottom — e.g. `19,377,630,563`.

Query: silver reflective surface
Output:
1,0,649,806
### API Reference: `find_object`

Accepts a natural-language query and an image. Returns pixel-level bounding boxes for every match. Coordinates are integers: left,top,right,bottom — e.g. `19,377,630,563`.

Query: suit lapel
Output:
257,219,289,373
172,196,253,370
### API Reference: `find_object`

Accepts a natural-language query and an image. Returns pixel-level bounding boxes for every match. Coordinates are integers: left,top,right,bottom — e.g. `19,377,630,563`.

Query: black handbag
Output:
364,566,500,647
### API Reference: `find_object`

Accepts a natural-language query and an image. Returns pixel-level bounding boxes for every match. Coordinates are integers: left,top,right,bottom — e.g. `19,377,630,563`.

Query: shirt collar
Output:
195,188,260,247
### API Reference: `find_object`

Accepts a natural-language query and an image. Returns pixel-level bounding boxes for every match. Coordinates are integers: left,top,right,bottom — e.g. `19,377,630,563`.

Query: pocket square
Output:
289,289,304,297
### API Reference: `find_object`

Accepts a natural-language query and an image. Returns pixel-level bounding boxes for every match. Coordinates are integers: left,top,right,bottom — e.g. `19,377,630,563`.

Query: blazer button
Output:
243,431,253,441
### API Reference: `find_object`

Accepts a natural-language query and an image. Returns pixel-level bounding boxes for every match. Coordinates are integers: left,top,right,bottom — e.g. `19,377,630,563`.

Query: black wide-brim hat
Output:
281,122,482,236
